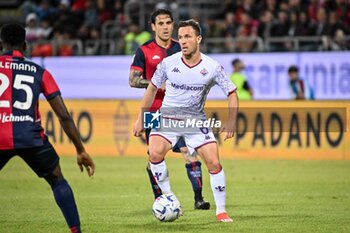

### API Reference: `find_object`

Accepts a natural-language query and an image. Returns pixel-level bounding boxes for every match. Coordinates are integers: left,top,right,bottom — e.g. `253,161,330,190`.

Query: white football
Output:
152,193,182,222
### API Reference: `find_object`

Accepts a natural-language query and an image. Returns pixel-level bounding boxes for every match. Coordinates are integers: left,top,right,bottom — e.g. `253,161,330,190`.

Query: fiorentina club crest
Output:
200,68,208,76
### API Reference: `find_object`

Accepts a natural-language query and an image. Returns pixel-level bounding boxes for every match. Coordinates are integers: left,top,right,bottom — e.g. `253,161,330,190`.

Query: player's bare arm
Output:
129,68,150,88
133,84,158,137
221,91,238,141
48,95,95,177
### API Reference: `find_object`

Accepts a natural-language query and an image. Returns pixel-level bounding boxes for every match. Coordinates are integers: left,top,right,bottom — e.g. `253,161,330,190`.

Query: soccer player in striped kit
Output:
0,23,95,233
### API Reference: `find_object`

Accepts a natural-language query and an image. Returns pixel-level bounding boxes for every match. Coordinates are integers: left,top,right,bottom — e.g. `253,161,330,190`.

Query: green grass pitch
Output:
1,156,350,233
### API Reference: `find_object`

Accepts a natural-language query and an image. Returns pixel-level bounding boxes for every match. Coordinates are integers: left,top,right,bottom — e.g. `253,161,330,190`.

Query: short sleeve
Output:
130,47,145,72
214,64,237,96
41,69,61,100
151,61,167,88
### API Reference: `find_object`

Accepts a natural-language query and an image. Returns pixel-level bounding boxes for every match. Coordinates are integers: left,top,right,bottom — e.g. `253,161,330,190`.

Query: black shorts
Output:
0,138,59,177
145,128,186,153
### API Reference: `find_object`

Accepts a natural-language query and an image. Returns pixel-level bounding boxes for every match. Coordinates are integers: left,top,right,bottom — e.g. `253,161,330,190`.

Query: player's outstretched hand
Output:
133,118,144,137
220,121,236,141
77,152,95,177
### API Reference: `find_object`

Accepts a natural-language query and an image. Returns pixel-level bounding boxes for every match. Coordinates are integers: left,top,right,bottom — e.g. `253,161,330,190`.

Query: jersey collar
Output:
181,57,202,69
3,50,25,57
155,38,173,50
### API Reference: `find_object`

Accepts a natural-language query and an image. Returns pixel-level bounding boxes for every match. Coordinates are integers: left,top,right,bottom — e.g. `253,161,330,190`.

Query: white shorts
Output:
149,119,217,155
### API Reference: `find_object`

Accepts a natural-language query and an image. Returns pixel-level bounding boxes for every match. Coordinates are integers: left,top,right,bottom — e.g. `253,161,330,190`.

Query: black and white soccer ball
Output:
152,193,182,222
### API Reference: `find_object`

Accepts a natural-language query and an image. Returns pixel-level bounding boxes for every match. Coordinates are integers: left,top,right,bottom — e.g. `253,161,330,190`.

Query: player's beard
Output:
183,44,198,60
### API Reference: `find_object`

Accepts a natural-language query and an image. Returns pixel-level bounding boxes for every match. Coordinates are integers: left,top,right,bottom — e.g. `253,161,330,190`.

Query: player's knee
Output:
148,146,166,163
44,164,64,188
207,161,221,173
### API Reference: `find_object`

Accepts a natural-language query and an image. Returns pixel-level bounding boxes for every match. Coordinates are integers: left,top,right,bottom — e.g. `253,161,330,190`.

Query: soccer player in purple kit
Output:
0,23,95,233
133,19,238,222
129,9,210,210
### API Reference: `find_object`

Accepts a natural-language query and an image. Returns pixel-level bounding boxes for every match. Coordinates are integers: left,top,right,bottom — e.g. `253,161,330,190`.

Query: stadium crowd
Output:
3,0,350,56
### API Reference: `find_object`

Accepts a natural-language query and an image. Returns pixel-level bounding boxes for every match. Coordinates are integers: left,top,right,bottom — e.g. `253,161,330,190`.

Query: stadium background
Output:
1,0,347,160
1,1,350,233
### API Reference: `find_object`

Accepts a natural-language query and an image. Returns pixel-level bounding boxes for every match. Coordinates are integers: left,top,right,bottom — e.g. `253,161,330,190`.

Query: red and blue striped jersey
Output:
130,39,181,110
0,50,60,150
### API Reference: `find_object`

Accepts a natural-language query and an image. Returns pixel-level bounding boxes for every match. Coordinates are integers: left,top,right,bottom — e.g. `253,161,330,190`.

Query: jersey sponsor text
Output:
170,82,204,91
0,112,34,123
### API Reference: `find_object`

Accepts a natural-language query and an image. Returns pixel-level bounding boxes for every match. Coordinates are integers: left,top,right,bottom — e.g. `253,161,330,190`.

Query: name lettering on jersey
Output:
152,55,161,60
0,113,34,123
171,67,180,73
0,61,37,72
200,68,209,76
170,83,204,91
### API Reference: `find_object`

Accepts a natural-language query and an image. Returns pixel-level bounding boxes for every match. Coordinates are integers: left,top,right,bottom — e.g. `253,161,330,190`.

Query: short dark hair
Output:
288,65,299,73
178,19,202,36
150,9,173,24
231,58,241,66
0,23,25,46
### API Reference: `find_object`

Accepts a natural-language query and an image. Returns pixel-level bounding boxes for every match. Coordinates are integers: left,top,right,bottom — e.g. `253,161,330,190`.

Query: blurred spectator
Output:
83,0,99,28
244,0,263,20
314,8,328,36
78,25,100,42
205,17,225,38
219,0,237,18
229,58,253,100
59,0,71,9
123,23,151,55
270,10,289,51
307,0,325,22
288,65,315,100
224,12,238,37
235,13,258,52
38,17,53,39
35,0,57,21
295,11,318,51
112,0,126,22
279,1,289,12
97,0,113,25
288,0,308,13
54,0,82,38
288,12,298,37
223,12,238,52
257,10,274,39
287,11,298,50
330,29,349,50
19,0,37,22
25,13,41,42
264,0,278,17
54,27,74,56
72,0,88,11
296,12,312,37
203,17,225,53
326,11,344,37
